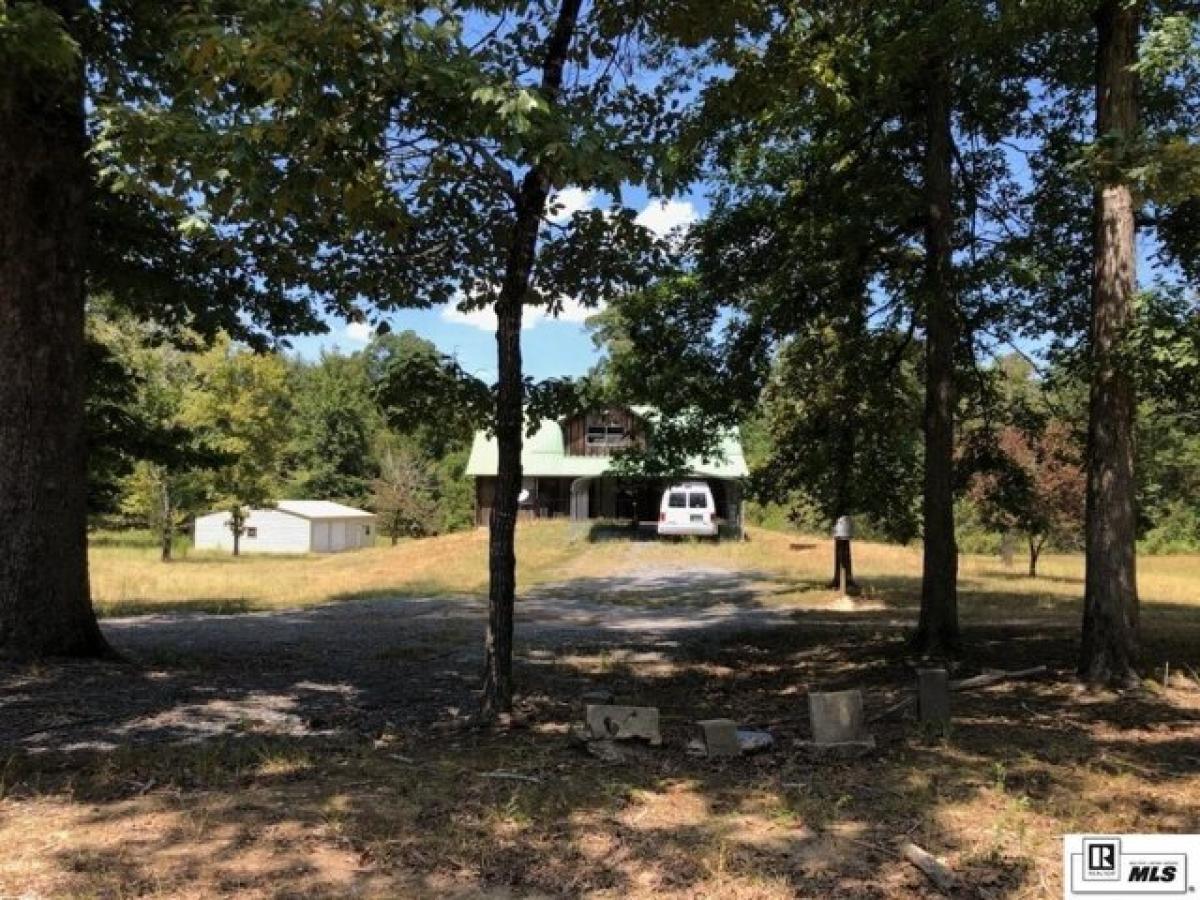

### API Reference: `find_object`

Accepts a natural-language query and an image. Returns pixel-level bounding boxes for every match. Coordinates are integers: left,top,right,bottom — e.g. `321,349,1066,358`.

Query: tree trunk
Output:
0,0,109,659
1080,0,1140,687
479,0,583,721
231,510,242,557
912,11,960,657
1028,535,1042,578
159,477,173,563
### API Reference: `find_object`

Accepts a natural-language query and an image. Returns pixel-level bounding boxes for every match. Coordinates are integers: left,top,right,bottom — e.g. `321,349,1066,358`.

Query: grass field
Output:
90,521,1200,623
1,524,1194,898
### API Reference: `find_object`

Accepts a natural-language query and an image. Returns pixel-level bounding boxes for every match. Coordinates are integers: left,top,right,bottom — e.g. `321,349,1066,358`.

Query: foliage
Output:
179,337,293,542
371,442,439,544
962,420,1086,573
287,352,380,502
754,324,924,543
366,331,487,458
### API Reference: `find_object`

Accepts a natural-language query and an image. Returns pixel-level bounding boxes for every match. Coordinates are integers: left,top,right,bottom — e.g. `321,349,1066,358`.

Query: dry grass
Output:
3,632,1199,899
90,521,1200,620
3,524,1190,898
89,525,579,615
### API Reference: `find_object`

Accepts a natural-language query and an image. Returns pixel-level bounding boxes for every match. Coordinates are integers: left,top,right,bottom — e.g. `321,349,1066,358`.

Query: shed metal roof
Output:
274,500,376,520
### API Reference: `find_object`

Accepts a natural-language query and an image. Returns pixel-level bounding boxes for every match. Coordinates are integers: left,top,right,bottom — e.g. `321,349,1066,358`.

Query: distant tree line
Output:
87,306,480,556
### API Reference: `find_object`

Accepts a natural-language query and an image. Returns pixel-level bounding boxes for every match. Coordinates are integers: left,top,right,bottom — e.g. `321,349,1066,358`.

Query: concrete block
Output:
585,705,661,745
695,718,740,757
808,690,866,745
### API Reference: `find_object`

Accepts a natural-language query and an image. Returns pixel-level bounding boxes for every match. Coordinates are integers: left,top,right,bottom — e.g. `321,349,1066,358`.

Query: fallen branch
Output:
869,696,916,724
869,665,1048,723
901,841,957,894
951,665,1047,691
478,770,542,784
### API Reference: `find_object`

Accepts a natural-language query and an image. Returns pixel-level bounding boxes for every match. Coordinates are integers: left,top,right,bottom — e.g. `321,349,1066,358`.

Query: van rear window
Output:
668,492,686,508
688,493,708,509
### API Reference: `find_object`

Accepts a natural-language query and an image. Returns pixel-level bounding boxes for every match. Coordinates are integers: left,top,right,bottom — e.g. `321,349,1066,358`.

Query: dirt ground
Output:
2,550,1199,898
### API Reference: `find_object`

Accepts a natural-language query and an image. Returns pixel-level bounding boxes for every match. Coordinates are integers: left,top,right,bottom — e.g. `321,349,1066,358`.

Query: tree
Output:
913,0,961,656
1078,0,1143,686
289,351,380,503
109,323,216,561
109,0,677,717
366,331,488,460
181,338,292,556
120,462,208,561
371,443,439,544
757,325,924,544
658,0,1043,655
0,0,109,657
965,421,1087,576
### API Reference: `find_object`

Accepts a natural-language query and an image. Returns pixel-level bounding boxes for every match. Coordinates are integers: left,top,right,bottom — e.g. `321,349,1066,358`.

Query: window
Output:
668,492,687,508
245,527,258,538
689,493,708,509
363,525,371,536
585,417,628,447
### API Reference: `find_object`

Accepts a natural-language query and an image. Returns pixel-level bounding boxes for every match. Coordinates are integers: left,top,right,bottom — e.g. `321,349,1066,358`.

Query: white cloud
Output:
441,299,537,332
549,295,602,324
636,198,698,237
547,187,598,224
344,321,373,343
440,294,601,332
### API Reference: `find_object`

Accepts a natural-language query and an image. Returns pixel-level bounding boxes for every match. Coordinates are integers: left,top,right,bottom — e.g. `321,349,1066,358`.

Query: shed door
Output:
313,521,330,552
330,520,347,551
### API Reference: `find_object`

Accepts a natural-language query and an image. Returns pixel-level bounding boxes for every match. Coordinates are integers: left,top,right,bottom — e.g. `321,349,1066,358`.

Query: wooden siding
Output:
563,407,646,456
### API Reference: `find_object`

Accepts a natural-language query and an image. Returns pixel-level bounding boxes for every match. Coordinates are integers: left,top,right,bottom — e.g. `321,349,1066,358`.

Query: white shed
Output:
192,501,377,554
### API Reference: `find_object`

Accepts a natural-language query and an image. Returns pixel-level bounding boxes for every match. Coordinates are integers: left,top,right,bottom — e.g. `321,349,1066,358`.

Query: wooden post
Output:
917,668,951,734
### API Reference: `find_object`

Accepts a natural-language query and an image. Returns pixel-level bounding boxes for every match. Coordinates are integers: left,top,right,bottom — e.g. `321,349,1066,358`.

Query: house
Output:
465,406,749,530
193,500,377,554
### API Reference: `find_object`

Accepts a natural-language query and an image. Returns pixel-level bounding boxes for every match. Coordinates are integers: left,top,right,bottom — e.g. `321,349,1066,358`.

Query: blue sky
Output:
288,186,708,380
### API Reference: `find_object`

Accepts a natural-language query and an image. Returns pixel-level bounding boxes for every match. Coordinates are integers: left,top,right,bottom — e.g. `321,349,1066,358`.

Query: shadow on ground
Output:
3,566,1200,898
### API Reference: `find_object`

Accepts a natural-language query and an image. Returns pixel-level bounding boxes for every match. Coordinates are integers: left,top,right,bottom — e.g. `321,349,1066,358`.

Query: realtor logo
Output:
1065,834,1197,897
1084,838,1121,881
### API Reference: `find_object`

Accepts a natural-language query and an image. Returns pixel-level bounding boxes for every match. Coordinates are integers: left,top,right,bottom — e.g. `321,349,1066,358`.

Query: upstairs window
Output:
245,527,258,538
586,421,628,447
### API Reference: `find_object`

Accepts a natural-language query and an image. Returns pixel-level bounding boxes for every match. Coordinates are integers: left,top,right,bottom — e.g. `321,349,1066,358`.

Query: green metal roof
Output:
464,414,749,479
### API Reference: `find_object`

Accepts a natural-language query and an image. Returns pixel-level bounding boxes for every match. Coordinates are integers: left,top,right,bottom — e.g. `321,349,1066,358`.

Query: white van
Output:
658,482,718,537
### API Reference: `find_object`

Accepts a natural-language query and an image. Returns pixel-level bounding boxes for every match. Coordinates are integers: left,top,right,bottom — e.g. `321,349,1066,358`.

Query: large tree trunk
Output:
912,16,960,657
1079,0,1140,687
0,0,109,659
479,0,583,721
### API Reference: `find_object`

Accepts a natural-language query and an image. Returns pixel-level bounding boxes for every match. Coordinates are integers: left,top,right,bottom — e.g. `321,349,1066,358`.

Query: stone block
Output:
808,690,866,745
585,705,661,745
695,718,740,757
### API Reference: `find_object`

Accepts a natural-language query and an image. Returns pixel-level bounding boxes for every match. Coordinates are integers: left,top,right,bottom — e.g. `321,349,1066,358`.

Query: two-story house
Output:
465,406,749,532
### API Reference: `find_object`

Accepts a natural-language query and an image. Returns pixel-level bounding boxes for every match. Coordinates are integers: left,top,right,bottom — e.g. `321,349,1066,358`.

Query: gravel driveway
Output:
1,565,816,752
